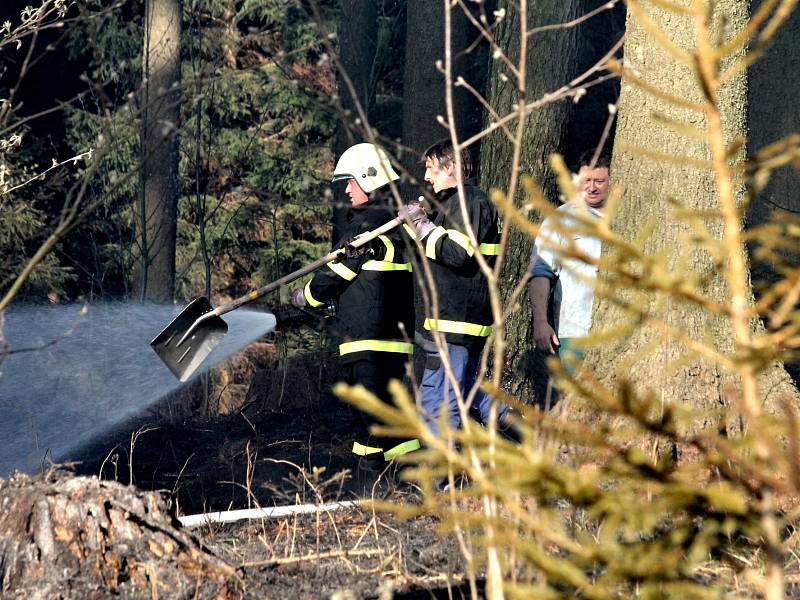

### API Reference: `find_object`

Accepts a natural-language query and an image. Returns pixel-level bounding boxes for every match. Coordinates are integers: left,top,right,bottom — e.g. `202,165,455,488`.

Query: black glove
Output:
320,299,338,318
336,238,375,261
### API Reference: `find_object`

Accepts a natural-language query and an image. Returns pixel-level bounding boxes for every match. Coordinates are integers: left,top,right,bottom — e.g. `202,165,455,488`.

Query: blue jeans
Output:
557,337,585,377
420,343,509,436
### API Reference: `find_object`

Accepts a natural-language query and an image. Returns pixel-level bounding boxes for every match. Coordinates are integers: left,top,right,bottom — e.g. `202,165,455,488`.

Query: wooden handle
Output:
214,216,402,316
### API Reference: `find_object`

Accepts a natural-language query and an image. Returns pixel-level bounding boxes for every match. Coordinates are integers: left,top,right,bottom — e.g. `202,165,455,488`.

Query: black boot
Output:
499,408,524,443
353,452,387,496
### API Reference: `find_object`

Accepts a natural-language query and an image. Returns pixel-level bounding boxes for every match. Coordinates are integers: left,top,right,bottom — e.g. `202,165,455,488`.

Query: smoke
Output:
0,303,276,477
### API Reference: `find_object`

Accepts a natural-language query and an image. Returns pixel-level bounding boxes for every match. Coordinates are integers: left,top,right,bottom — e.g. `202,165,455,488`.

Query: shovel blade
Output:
150,297,228,382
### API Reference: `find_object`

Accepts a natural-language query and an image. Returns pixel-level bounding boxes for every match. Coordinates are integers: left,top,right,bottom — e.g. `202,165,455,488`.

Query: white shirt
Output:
531,201,602,338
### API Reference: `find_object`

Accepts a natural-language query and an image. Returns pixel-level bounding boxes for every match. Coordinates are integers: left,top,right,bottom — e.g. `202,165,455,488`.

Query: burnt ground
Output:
71,383,385,513
201,510,479,599
59,351,479,599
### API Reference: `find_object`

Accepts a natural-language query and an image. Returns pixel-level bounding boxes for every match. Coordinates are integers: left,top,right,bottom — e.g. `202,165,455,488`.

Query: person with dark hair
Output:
289,143,419,491
529,151,610,373
399,139,517,466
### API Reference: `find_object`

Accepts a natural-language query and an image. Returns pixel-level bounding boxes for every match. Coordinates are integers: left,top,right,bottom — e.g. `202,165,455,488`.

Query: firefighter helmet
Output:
332,143,399,193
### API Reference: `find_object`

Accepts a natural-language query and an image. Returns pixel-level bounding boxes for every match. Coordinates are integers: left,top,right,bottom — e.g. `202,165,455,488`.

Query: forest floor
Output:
17,343,800,599
199,507,477,599
57,364,479,600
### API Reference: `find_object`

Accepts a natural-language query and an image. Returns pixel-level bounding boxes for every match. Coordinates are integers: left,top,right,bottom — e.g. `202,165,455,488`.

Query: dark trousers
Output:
339,353,407,452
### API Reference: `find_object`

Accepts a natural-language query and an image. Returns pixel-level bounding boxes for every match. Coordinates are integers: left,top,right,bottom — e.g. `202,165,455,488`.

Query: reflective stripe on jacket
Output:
413,183,500,351
306,196,414,363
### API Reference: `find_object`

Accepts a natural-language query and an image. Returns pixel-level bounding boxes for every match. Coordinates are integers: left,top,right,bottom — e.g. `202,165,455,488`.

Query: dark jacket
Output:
304,195,414,364
416,183,501,351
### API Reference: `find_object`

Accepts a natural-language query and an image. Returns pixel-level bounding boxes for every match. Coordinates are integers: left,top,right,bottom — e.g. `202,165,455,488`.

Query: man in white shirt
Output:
529,153,609,372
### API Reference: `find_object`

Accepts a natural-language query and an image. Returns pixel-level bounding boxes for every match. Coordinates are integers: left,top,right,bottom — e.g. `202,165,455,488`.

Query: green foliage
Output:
59,0,338,301
0,187,74,296
175,0,336,300
0,0,400,303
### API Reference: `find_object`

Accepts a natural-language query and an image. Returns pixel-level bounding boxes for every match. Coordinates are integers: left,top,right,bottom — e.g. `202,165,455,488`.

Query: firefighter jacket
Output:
303,195,414,364
413,183,501,352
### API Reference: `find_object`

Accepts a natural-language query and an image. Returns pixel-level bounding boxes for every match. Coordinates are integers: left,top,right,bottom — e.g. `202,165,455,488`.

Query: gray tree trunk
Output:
133,0,181,303
401,1,494,362
478,0,582,404
591,0,798,435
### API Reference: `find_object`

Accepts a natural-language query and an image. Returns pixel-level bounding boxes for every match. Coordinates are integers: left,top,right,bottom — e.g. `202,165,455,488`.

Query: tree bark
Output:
591,0,798,434
400,0,489,184
332,0,378,240
563,1,626,161
0,472,234,597
401,1,494,366
133,0,181,303
478,0,582,404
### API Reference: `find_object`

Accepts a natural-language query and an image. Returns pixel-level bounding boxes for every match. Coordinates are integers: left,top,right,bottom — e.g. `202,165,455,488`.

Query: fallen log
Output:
0,470,237,599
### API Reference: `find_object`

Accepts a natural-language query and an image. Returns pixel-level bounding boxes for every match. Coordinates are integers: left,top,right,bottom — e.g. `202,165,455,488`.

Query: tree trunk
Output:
746,3,800,385
478,0,582,404
590,0,798,435
0,473,234,597
331,0,378,241
563,1,627,161
133,0,181,303
400,0,490,184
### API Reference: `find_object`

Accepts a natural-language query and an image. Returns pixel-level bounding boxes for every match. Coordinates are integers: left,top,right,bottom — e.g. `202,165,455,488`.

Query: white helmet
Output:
332,143,399,193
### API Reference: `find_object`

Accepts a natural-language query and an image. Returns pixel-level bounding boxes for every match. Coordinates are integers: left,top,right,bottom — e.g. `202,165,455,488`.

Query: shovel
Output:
151,216,402,382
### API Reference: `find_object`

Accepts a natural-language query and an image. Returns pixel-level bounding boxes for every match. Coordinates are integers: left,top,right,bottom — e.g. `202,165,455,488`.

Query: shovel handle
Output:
213,216,403,317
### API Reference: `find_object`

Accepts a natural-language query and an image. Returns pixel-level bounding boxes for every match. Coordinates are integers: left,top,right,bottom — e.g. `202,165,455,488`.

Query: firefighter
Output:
289,142,419,490
400,139,517,453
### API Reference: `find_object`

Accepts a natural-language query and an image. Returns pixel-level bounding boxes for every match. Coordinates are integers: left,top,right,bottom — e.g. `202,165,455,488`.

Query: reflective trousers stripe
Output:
352,441,382,456
352,439,421,461
383,439,421,460
327,261,358,281
303,281,324,308
479,243,500,255
339,340,414,356
424,318,493,337
361,260,412,272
